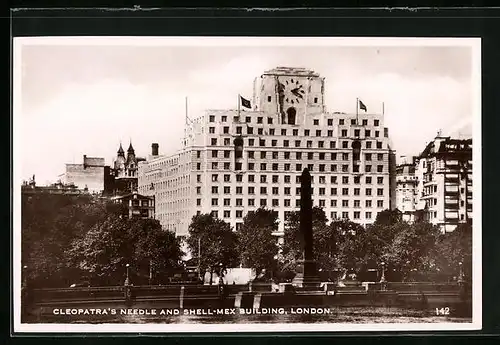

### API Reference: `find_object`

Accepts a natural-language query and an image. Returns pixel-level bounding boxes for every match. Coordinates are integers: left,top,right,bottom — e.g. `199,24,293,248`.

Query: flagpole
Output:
356,97,359,125
185,96,188,125
238,94,241,121
382,101,385,115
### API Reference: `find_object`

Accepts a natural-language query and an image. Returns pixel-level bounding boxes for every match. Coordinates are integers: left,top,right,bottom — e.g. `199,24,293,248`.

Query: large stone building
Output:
138,67,396,239
395,156,421,222
109,142,146,196
59,155,108,194
415,135,473,232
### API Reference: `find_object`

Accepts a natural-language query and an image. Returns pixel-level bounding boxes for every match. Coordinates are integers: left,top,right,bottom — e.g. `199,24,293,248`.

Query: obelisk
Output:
292,168,321,289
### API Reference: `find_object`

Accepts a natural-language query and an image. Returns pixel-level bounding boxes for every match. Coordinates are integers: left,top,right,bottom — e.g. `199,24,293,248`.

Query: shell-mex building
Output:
138,67,397,241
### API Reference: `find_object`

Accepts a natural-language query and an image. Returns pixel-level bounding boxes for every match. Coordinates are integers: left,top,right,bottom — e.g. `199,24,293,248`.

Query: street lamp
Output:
380,261,387,285
22,265,28,289
457,261,464,284
125,264,130,286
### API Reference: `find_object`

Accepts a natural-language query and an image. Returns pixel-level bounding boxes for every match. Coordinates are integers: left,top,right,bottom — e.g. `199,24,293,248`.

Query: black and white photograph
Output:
13,37,481,333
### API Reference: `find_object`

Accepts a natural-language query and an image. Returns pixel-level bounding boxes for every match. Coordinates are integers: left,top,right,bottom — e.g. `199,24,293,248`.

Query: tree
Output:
434,223,473,280
374,208,403,227
237,208,279,278
186,214,239,284
384,221,442,280
331,219,369,274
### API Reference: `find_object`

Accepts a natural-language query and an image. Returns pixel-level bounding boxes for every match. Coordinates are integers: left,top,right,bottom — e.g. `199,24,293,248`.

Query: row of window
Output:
208,150,385,161
197,161,386,173
209,114,381,127
211,126,384,138
201,198,385,208
209,137,384,149
199,174,385,185
200,186,385,197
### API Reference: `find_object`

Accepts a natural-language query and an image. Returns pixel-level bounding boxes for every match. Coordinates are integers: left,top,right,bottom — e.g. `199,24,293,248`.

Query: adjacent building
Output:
109,142,146,196
59,155,108,194
111,192,155,219
138,67,396,239
395,156,421,222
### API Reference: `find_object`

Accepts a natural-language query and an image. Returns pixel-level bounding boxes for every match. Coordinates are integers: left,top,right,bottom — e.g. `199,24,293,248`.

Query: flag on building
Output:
359,99,367,112
240,95,251,109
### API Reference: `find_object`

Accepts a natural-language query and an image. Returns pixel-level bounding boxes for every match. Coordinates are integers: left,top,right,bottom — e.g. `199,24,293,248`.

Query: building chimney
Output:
152,143,159,156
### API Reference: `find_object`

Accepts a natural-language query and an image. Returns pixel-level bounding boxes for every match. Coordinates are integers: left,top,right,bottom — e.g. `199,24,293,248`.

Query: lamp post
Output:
22,265,28,289
457,261,464,284
149,260,153,286
125,263,130,286
380,261,387,291
198,237,201,281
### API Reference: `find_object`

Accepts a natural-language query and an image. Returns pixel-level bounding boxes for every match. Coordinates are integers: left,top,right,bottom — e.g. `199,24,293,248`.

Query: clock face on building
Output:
278,78,305,105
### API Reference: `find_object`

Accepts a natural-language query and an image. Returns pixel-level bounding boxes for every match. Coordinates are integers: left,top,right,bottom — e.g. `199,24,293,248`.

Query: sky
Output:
15,38,478,185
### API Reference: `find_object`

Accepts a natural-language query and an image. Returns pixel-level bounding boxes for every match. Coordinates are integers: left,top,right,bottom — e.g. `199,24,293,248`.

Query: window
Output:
319,188,326,195
197,150,201,158
268,117,273,124
342,165,349,173
196,187,201,194
365,130,371,137
308,164,314,171
339,119,344,125
269,128,275,135
284,151,290,159
377,165,383,173
308,152,314,160
197,174,202,183
248,162,255,170
284,163,290,171
224,138,230,146
281,129,287,136
342,211,349,219
354,211,360,219
330,141,336,149
236,127,242,135
354,129,360,137
318,141,324,148
212,150,217,158
259,139,265,147
296,152,302,160
331,176,338,184
342,200,349,207
224,210,231,218
319,199,326,207
342,176,348,184
296,187,301,195
258,128,263,135
236,210,243,218
272,175,279,183
377,188,384,196
294,140,301,147
272,139,277,147
197,163,201,170
211,138,217,146
366,141,372,149
296,199,301,207
248,174,255,183
318,152,325,161
197,199,201,206
307,141,313,148
342,141,349,149
209,126,215,134
328,119,333,126
319,164,325,172
224,150,230,158
342,188,349,196
365,153,372,161
304,129,310,136
248,199,255,206
293,129,299,136
296,175,301,183
296,164,302,171
211,198,218,206
377,200,384,208
342,153,349,161
316,130,321,137
224,186,230,194
221,116,227,122
248,139,255,146
284,175,291,183
366,200,372,208
283,140,289,147
284,187,291,195
366,212,372,219
377,177,384,184
354,188,360,196
261,151,266,159
272,187,279,195
248,186,255,194
374,119,380,126
209,115,215,122
375,131,380,138
267,96,272,102
260,187,267,195
260,175,267,183
331,200,337,207
260,199,267,207
247,127,253,134
366,176,372,184
257,117,263,124
327,130,333,137
236,186,243,194
272,199,279,207
211,210,218,218
341,129,348,137
377,153,384,161
212,174,218,182
272,151,279,159
284,199,291,207
212,186,218,194
236,199,243,206
365,165,372,173
353,165,359,173
260,163,267,171
272,163,278,171
224,198,230,206
362,119,368,126
351,119,357,125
